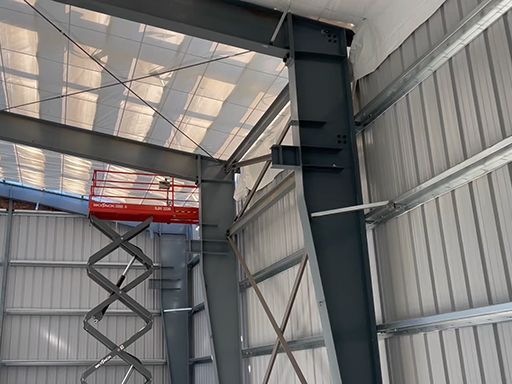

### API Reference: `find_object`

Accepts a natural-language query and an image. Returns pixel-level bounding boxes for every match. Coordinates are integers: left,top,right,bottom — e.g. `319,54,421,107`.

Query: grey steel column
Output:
198,159,241,384
160,235,189,384
282,15,381,384
0,200,13,351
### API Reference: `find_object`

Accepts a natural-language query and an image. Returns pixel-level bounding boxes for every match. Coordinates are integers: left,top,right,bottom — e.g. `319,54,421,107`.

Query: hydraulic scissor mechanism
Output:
81,216,155,384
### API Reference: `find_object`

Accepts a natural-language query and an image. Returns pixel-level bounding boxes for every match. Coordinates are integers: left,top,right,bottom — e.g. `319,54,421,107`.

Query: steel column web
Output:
198,159,241,384
82,216,156,383
284,15,381,384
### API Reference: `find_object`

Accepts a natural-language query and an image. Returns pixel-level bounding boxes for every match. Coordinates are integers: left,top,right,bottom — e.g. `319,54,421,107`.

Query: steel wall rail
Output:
378,302,512,336
354,0,512,130
366,134,512,225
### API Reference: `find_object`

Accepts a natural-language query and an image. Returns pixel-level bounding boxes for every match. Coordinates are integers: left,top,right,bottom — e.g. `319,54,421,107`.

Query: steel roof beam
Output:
52,0,289,58
0,111,220,182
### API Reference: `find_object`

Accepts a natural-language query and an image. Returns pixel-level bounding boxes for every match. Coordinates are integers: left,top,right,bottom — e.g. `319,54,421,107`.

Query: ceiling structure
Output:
0,0,446,202
0,0,288,199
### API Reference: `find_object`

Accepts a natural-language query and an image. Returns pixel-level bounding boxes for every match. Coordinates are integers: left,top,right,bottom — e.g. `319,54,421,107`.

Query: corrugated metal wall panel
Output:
243,263,322,347
192,310,211,358
191,264,204,306
0,213,167,383
358,2,512,383
245,347,331,384
9,215,158,263
239,189,304,273
357,0,487,110
193,363,215,384
4,266,159,311
385,322,512,384
374,165,512,323
1,315,165,360
0,366,169,384
362,10,512,203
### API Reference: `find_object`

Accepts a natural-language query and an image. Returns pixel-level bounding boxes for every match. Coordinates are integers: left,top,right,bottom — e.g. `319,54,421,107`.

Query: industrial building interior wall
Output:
190,261,215,384
356,1,512,383
235,174,331,383
0,212,169,384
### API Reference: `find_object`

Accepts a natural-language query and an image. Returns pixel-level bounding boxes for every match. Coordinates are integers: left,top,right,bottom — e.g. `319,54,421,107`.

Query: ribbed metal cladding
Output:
193,363,215,384
357,2,512,383
0,213,169,384
237,182,328,383
361,5,512,203
358,0,490,110
191,263,204,307
245,347,332,383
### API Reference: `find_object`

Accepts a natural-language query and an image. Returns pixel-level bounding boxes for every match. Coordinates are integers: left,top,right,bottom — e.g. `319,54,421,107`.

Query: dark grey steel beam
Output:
241,335,325,358
53,0,289,57
198,159,241,384
0,111,219,182
284,15,381,384
354,0,512,130
225,86,290,172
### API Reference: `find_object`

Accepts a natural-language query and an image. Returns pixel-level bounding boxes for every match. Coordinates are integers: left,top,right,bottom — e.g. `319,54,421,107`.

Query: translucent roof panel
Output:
0,0,289,197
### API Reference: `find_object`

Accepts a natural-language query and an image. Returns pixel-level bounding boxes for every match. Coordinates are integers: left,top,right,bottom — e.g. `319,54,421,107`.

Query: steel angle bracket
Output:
81,216,155,383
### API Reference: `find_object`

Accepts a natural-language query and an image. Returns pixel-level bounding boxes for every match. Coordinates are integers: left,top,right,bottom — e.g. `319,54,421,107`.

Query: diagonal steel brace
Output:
81,216,155,384
227,236,308,384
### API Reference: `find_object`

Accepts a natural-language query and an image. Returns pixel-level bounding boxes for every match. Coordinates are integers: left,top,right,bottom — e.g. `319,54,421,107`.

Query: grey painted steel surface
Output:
225,86,290,172
354,0,512,129
53,0,289,58
0,213,168,384
286,15,380,384
198,158,241,384
160,235,189,384
0,111,217,182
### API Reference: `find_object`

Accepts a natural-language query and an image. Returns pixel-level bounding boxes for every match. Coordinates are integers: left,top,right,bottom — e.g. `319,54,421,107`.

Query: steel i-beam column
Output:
197,159,241,384
282,15,382,384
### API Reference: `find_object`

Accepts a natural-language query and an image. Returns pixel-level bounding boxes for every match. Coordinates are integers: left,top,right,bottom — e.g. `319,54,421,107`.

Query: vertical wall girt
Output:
285,15,381,384
198,159,241,384
0,200,13,350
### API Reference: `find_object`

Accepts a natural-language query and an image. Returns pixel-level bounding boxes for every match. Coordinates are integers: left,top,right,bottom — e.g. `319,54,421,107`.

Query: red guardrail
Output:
89,170,199,224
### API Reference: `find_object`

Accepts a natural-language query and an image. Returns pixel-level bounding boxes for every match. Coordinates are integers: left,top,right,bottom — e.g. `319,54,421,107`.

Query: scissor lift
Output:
82,170,199,383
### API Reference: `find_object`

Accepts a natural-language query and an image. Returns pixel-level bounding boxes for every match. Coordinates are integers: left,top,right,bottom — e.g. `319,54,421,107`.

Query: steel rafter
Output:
0,111,218,182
